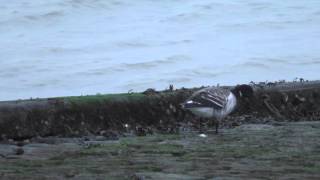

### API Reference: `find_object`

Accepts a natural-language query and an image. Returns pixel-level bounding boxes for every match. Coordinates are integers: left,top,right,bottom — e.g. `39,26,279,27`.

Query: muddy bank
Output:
1,121,320,179
1,81,320,140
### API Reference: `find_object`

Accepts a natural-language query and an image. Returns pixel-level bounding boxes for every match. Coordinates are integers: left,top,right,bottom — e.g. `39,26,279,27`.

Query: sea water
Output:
0,0,319,101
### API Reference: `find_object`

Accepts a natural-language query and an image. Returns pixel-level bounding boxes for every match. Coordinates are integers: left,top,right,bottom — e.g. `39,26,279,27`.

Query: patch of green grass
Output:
62,92,146,104
0,159,56,175
79,143,128,156
78,135,185,157
131,164,163,172
120,135,185,155
303,164,320,173
3,122,320,179
182,138,277,161
121,134,182,144
138,143,185,154
223,146,274,158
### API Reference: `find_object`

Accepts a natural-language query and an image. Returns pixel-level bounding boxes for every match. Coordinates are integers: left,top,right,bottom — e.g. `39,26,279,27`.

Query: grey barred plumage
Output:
187,87,231,110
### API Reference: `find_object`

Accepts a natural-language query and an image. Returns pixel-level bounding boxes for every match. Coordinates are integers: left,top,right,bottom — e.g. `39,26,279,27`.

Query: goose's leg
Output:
207,118,214,133
215,118,221,134
199,117,203,133
215,121,219,134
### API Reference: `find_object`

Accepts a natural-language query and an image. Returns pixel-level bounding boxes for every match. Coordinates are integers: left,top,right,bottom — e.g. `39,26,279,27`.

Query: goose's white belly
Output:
189,107,214,118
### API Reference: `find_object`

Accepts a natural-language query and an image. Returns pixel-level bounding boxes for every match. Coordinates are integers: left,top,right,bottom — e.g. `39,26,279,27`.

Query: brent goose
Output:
182,84,253,134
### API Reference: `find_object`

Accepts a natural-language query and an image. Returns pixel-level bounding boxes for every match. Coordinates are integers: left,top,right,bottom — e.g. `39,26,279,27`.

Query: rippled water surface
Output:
1,0,320,100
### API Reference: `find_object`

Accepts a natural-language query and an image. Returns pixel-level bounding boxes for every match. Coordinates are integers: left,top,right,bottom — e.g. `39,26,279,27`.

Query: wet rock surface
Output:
0,122,320,179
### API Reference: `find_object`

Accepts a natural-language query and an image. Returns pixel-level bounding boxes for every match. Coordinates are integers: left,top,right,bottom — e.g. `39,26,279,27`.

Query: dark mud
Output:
1,81,320,140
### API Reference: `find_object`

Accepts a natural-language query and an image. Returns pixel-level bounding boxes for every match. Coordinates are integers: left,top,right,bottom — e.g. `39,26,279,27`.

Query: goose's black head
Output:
231,84,254,98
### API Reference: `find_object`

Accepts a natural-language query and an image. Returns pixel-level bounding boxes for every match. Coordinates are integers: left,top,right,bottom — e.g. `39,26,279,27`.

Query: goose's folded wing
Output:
185,87,231,109
190,88,228,109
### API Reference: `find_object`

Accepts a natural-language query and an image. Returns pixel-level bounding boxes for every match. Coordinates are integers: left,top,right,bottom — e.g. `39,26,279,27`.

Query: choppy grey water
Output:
0,0,320,101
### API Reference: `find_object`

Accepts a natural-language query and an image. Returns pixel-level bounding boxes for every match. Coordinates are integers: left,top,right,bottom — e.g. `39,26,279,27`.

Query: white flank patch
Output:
190,107,213,118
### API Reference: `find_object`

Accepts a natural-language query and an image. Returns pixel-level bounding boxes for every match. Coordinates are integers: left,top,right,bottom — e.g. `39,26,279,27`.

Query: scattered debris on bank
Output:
0,80,320,140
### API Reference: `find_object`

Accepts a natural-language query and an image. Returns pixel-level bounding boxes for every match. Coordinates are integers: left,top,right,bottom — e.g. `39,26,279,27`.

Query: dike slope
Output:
1,81,320,140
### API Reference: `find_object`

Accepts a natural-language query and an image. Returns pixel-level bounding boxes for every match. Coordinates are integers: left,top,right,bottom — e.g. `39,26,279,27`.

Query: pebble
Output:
65,170,77,178
15,147,24,155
